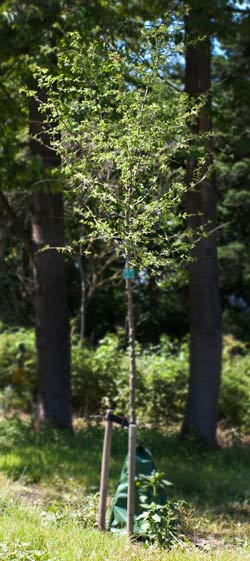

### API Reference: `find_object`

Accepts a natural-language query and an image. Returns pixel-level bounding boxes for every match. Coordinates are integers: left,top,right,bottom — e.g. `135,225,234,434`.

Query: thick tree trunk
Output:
182,12,222,445
30,94,72,430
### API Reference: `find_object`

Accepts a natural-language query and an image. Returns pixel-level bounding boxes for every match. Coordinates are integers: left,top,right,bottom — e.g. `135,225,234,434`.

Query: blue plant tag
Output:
123,268,135,279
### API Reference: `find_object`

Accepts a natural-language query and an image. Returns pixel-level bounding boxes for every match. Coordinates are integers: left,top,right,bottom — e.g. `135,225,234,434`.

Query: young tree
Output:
35,24,200,532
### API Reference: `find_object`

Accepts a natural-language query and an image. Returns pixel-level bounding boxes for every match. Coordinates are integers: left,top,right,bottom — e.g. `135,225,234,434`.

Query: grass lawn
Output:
0,416,249,560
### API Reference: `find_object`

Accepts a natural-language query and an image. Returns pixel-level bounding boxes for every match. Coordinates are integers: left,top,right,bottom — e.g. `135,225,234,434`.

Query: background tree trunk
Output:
182,9,222,445
30,94,72,430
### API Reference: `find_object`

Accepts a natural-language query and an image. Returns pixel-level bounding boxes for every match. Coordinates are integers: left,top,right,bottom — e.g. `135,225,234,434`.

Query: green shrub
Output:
0,328,35,389
70,333,250,429
71,333,121,415
219,336,250,431
71,342,100,416
0,328,36,415
136,337,189,425
0,328,249,430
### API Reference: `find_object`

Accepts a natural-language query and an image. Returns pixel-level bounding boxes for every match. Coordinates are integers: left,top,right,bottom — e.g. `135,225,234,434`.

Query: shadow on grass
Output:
0,417,249,518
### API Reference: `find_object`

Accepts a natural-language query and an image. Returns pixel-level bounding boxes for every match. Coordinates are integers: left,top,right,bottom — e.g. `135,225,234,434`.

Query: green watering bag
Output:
109,444,167,533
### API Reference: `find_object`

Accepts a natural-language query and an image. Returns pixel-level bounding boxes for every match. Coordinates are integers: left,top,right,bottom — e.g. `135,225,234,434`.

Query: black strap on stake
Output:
105,411,129,428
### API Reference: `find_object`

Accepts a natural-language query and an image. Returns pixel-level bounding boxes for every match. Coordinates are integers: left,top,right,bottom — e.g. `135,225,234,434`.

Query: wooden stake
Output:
98,409,113,530
127,422,137,535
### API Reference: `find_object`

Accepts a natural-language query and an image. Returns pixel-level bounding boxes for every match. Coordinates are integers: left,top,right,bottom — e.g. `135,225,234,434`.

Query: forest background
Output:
0,0,250,447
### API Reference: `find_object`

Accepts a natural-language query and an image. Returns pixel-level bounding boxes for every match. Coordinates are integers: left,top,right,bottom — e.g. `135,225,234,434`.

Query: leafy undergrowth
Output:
1,330,250,430
0,417,249,560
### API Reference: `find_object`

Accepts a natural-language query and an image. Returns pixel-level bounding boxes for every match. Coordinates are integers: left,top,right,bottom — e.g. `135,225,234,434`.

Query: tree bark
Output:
126,271,136,536
182,10,222,445
30,93,72,430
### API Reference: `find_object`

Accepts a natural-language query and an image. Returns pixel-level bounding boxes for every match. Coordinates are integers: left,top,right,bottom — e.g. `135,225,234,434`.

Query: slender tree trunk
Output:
126,259,137,536
30,93,72,430
182,11,222,445
127,277,136,427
